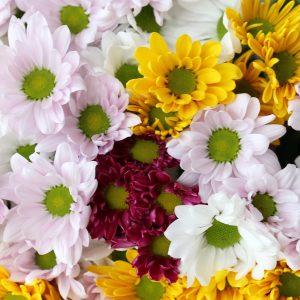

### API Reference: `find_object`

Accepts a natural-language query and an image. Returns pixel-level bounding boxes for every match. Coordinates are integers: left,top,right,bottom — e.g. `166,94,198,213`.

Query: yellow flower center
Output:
155,191,182,215
35,251,57,270
273,51,297,84
252,193,276,221
279,272,300,297
248,18,275,36
205,219,241,249
130,139,160,164
151,235,171,257
136,276,165,300
104,184,129,211
60,5,89,34
168,68,196,96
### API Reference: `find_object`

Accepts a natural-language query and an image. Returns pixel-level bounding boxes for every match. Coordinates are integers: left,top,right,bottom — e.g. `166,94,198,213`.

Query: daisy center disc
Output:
130,139,160,164
78,105,111,139
60,5,89,34
168,68,196,96
16,144,36,161
155,191,182,215
22,68,56,101
252,193,276,221
248,18,275,36
104,184,129,211
35,250,57,270
217,14,228,40
136,276,165,300
149,107,176,130
4,294,27,300
207,128,241,163
115,63,142,87
279,272,300,297
135,5,161,33
273,51,297,84
205,219,241,249
151,235,171,257
44,185,73,217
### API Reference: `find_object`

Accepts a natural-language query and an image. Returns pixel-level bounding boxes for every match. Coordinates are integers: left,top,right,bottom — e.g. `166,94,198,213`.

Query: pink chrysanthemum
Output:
87,156,134,245
3,143,97,266
0,12,84,135
0,0,15,36
21,0,116,49
167,94,286,197
109,133,179,171
63,73,140,159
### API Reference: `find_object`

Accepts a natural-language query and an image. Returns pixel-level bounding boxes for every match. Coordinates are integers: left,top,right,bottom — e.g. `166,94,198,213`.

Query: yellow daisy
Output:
226,0,300,45
127,33,242,120
127,92,191,139
243,260,300,300
0,266,61,300
89,249,184,300
247,28,300,119
178,271,249,300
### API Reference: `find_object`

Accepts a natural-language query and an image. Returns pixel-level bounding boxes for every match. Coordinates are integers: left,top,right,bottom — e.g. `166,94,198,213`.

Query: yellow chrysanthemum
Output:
127,92,191,139
0,266,61,300
177,271,249,300
127,33,242,120
89,249,184,300
226,0,300,45
247,29,300,119
243,261,300,299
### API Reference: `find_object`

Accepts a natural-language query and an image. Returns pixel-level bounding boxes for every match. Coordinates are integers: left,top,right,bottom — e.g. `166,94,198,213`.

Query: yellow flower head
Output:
127,92,191,139
247,29,300,119
243,261,300,300
127,33,242,120
178,270,249,300
226,0,300,45
89,249,184,300
0,266,61,300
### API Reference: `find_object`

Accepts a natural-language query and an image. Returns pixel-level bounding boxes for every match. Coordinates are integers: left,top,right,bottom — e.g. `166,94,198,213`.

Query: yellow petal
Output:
150,32,169,54
197,68,221,84
176,34,193,59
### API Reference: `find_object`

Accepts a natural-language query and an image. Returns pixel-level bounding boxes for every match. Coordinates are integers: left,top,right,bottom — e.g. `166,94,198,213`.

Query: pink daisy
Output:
3,143,97,266
0,12,84,135
167,94,286,192
63,73,140,159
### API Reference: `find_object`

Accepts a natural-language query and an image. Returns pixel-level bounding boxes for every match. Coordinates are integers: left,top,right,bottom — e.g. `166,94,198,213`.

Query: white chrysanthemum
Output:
167,94,286,198
81,30,147,86
3,143,97,266
288,84,300,131
161,0,241,62
165,192,279,286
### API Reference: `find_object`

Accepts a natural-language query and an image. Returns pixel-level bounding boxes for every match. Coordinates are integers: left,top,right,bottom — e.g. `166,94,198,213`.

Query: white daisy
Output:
165,192,279,286
161,0,241,62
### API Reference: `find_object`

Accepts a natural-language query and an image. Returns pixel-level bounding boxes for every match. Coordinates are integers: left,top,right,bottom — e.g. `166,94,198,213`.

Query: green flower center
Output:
273,51,297,84
22,68,56,101
104,184,129,211
205,219,241,249
44,185,73,217
130,139,159,164
151,235,171,257
78,105,111,139
60,5,89,34
4,294,27,300
168,68,196,96
16,144,36,161
207,128,241,163
252,193,277,221
35,251,57,270
217,14,228,40
155,191,182,215
234,79,259,97
115,63,142,87
279,272,300,297
136,276,165,300
149,107,176,130
248,18,275,36
135,5,161,33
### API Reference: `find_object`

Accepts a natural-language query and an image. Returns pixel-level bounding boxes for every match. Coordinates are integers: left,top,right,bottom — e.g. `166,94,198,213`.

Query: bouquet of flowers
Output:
1,0,300,299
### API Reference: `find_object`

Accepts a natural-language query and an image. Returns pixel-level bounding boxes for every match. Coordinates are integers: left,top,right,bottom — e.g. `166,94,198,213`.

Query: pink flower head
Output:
3,143,97,266
0,12,84,135
64,73,140,159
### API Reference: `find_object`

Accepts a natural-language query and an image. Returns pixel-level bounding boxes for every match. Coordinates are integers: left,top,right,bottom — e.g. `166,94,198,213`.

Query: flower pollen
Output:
104,184,129,211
